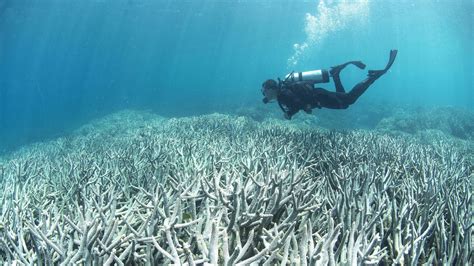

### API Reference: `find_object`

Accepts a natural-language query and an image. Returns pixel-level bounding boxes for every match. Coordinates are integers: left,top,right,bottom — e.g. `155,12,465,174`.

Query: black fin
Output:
368,49,398,78
330,60,366,76
352,61,367,69
384,49,398,71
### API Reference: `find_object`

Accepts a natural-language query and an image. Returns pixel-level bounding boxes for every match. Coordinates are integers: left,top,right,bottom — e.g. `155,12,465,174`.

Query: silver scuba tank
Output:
284,69,330,84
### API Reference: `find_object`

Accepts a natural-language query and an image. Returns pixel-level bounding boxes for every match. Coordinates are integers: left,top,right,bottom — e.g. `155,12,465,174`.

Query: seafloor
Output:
0,107,472,265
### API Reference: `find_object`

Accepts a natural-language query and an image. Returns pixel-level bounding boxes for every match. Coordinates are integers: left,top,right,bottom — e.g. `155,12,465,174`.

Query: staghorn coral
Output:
0,111,472,265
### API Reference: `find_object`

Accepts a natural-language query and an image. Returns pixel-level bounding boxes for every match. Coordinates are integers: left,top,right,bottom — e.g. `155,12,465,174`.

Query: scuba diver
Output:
262,49,398,120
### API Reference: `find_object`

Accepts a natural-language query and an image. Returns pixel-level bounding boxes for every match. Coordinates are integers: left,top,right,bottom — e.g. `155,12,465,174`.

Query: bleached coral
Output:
0,111,472,264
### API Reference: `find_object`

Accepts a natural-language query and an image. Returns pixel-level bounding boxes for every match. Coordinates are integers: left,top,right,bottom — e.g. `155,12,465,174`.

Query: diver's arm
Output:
286,107,300,119
278,88,306,119
278,101,297,120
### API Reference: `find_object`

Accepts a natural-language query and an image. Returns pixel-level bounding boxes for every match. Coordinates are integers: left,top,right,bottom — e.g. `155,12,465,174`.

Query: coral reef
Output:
0,111,472,265
376,106,474,140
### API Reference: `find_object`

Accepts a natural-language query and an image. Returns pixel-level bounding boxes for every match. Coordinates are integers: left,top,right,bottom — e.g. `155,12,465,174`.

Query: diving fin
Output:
330,60,366,77
352,61,367,70
368,49,398,78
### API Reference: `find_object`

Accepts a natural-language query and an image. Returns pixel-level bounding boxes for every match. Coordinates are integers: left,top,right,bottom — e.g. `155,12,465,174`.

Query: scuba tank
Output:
284,69,330,84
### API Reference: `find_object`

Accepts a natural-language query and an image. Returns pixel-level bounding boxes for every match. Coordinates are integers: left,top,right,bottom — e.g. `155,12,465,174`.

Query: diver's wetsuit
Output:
277,73,377,118
277,50,397,119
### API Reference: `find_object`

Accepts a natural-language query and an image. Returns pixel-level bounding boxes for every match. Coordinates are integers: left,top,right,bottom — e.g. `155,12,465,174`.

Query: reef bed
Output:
0,111,472,264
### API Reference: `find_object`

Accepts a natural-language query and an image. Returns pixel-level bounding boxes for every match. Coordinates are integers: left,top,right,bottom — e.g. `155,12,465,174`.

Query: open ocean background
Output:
0,0,473,153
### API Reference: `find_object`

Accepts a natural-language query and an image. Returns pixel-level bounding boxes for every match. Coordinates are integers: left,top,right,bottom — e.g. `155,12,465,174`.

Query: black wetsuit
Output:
277,74,378,119
277,49,398,119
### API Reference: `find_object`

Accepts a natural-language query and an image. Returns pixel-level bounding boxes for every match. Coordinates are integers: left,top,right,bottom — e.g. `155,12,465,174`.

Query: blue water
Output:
0,0,473,152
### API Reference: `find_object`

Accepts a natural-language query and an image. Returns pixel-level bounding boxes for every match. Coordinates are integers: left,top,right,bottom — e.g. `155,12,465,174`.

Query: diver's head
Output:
262,79,279,104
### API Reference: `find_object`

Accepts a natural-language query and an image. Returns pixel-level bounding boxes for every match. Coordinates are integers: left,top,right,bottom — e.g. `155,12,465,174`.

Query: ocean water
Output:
0,1,473,264
0,0,473,152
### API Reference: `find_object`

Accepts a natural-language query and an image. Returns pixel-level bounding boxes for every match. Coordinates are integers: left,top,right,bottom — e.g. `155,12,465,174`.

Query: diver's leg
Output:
330,61,366,93
331,68,346,93
344,78,376,105
344,50,398,105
